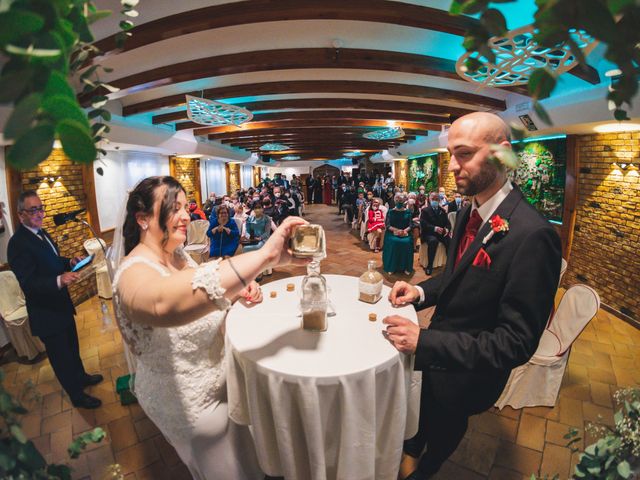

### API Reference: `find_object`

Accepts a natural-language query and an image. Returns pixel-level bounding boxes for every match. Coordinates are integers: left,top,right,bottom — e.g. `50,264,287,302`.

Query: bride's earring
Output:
141,223,148,230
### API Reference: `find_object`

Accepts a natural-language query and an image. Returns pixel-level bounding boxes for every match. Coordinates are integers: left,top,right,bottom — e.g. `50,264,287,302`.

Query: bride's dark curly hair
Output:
123,176,186,255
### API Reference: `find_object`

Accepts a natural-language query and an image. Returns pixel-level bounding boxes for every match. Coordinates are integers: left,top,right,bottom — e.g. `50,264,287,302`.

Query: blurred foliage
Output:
0,368,106,478
450,0,640,135
0,0,140,169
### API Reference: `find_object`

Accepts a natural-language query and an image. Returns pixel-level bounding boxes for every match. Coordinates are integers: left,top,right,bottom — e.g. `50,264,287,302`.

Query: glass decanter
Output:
300,260,328,331
358,260,384,304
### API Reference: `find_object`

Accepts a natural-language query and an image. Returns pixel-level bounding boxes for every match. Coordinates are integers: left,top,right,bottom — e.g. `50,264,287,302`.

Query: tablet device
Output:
72,254,94,272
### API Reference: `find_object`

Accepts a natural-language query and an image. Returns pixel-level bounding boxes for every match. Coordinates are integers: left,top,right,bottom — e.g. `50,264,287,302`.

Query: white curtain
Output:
94,151,169,231
241,164,253,189
202,159,227,197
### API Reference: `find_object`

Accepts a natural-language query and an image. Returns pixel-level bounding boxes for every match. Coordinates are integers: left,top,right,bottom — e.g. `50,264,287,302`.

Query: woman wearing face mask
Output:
382,193,414,275
111,176,308,480
406,194,421,252
208,205,240,259
366,198,386,253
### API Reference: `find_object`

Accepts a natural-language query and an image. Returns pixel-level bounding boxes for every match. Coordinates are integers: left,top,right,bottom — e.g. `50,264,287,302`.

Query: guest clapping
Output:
208,205,239,258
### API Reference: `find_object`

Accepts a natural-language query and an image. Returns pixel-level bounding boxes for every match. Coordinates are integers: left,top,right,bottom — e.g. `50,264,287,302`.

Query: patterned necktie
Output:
455,209,483,266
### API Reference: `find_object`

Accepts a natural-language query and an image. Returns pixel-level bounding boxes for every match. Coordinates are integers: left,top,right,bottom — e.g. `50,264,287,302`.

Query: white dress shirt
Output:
415,180,513,303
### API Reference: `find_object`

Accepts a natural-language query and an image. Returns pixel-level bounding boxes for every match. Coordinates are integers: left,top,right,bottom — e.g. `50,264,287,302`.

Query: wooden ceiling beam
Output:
174,110,448,131
100,48,458,99
92,0,475,56
123,80,506,116
195,119,436,136
207,127,425,140
151,99,472,124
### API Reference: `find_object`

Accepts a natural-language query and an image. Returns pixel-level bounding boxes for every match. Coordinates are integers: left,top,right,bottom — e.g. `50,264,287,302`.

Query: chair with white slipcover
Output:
184,219,210,264
84,238,112,299
495,284,600,409
0,271,45,360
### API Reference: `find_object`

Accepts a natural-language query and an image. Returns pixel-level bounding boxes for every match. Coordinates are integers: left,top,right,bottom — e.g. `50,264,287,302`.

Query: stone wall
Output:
438,151,457,195
15,148,97,304
564,131,640,320
172,156,200,204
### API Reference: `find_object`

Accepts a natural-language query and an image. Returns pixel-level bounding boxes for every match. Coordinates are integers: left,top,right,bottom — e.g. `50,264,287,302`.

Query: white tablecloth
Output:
226,274,420,480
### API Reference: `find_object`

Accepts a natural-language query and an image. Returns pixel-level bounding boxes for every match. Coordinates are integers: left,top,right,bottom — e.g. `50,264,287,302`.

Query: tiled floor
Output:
2,204,639,480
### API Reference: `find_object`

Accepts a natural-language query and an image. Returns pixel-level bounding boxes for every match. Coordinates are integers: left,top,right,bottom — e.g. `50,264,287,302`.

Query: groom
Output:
384,112,562,479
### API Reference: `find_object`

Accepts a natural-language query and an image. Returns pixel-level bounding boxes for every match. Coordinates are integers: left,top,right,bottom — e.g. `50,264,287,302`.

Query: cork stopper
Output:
368,313,377,322
270,291,277,298
286,284,295,292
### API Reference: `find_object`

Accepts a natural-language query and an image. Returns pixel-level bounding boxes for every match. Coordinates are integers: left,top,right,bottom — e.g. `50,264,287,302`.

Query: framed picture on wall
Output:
407,154,438,193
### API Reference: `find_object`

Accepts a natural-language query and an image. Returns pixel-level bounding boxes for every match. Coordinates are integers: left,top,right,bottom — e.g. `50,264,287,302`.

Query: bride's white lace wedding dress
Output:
112,254,262,480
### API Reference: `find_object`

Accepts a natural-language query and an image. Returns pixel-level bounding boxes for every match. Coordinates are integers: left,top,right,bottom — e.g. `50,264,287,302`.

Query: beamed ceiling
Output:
90,0,600,162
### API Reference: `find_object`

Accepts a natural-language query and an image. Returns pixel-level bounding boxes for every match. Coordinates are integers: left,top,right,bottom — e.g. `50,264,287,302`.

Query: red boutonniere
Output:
482,215,509,245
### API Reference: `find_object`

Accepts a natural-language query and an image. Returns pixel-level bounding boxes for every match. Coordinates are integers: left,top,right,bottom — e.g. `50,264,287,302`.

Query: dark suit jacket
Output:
8,224,76,338
447,200,461,213
419,206,450,242
414,185,561,413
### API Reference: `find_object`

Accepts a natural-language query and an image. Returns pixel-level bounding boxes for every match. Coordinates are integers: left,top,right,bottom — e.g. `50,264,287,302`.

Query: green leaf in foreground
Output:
42,94,91,130
528,68,556,100
0,68,30,103
0,10,45,46
533,101,553,126
7,123,55,169
44,70,76,99
57,119,98,163
4,93,42,139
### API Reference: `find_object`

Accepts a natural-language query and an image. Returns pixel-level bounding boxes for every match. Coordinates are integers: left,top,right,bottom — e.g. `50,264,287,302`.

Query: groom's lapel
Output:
440,185,524,294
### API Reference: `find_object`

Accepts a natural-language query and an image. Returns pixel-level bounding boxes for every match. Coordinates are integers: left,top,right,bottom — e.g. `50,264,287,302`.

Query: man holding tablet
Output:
8,191,103,409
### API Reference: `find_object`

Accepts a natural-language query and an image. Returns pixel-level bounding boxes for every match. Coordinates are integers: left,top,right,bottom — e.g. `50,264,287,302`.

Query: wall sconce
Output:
29,176,62,187
611,162,637,171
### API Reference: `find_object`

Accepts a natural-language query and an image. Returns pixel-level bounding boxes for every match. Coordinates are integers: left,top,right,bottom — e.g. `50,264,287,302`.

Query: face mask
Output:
439,193,445,199
372,205,379,210
431,201,439,209
274,193,281,198
395,202,404,209
367,195,373,200
455,197,462,206
254,210,263,218
408,199,415,206
419,189,425,194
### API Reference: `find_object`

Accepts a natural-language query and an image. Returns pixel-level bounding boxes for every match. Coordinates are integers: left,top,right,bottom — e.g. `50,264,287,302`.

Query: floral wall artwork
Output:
408,154,439,193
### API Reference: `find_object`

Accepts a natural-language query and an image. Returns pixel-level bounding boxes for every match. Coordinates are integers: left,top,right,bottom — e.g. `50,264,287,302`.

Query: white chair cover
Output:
495,284,600,409
0,271,45,360
360,207,369,240
418,242,446,269
559,258,568,287
448,211,457,236
84,238,112,299
184,219,210,264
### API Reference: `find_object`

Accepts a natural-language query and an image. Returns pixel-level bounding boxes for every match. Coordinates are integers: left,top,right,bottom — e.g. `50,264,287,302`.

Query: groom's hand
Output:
389,281,420,306
383,315,419,354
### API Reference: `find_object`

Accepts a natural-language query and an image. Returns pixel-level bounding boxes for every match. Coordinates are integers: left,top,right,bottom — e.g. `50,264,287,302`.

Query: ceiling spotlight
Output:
281,155,301,161
343,150,363,157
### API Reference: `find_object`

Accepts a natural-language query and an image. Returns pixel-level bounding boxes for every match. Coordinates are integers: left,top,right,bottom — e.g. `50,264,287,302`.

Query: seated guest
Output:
447,192,463,212
340,186,356,223
355,191,366,228
416,186,427,209
420,192,451,275
367,198,386,253
203,192,216,218
383,187,395,210
406,195,421,252
208,205,240,259
382,193,414,275
188,200,206,221
438,186,449,209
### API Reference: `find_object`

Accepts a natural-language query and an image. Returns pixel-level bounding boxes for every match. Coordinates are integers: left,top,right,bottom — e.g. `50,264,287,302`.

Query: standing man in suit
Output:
8,191,103,409
383,112,561,479
446,192,463,213
419,191,450,276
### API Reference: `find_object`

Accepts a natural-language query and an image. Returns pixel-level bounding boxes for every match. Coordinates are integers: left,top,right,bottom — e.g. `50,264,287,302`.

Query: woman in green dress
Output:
382,193,414,274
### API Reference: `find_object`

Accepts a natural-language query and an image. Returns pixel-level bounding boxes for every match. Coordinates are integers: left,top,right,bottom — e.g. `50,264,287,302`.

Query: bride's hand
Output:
239,281,263,304
263,216,309,267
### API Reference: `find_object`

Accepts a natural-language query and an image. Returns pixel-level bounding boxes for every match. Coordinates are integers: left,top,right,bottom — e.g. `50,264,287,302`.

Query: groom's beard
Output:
458,161,499,197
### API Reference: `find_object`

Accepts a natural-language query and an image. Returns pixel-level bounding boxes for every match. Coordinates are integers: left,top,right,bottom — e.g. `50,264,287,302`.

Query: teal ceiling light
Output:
456,26,597,87
259,143,289,151
363,127,405,140
281,155,301,161
186,95,253,126
343,150,363,157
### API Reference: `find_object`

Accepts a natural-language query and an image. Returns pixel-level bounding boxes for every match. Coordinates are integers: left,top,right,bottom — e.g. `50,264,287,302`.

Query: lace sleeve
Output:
192,259,231,310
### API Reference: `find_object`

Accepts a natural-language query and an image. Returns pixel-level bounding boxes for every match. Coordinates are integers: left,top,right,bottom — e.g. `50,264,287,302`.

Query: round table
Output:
226,274,421,480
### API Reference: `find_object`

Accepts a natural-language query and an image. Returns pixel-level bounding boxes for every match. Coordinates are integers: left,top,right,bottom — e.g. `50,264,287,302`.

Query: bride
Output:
111,176,306,479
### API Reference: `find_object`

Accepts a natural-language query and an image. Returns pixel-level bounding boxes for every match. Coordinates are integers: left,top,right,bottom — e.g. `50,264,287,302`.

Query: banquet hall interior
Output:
0,1,639,479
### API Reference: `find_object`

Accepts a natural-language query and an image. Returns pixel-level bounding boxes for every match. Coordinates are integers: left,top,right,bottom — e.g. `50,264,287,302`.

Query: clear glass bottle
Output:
291,224,325,259
358,260,384,304
300,261,328,331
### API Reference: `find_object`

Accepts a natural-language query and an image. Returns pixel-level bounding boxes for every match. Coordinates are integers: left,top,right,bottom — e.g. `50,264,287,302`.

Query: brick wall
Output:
564,131,640,319
17,148,97,304
173,156,199,203
394,159,408,189
438,151,457,195
227,163,241,193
